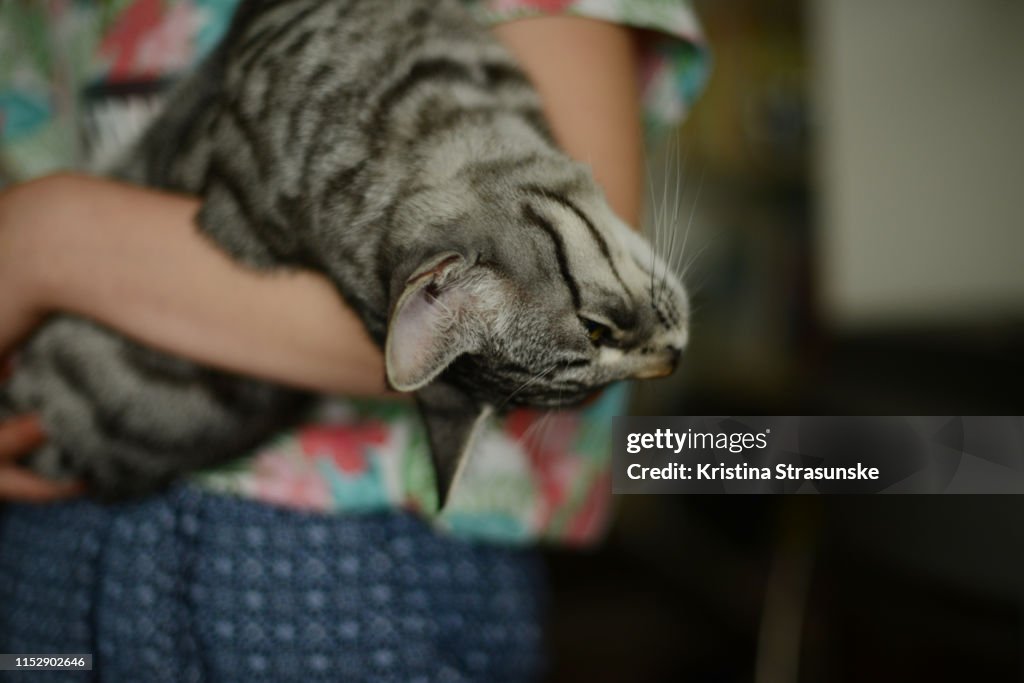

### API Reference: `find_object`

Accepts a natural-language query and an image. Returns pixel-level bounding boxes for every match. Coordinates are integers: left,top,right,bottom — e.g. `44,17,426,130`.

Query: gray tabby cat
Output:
1,0,688,506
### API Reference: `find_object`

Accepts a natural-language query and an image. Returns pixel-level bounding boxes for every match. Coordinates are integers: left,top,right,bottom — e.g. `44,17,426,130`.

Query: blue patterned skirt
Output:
0,487,546,682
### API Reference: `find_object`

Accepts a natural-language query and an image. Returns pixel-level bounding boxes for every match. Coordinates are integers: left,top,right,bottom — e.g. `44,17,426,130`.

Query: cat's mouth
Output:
632,348,683,379
634,364,675,380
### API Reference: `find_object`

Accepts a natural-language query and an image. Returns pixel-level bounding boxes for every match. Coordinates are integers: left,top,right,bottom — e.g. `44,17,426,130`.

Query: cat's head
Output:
381,155,689,505
385,156,688,398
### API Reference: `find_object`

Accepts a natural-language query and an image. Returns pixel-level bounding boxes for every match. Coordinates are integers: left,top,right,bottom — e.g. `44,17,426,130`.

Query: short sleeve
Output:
465,0,711,140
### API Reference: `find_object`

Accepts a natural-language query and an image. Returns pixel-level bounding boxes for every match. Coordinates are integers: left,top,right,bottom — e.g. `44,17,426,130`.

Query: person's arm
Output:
0,175,389,395
493,16,643,226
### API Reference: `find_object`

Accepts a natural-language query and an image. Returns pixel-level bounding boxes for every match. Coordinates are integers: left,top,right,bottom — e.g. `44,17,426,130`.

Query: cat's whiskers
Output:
517,409,555,452
657,161,704,305
523,372,563,454
498,363,559,411
528,359,573,454
658,133,683,295
656,144,673,298
661,137,680,292
681,241,711,285
668,141,687,271
645,131,696,305
535,409,558,453
644,155,663,302
666,168,703,288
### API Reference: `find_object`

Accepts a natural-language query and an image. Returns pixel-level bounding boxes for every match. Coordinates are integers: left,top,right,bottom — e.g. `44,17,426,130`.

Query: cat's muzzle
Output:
635,347,682,379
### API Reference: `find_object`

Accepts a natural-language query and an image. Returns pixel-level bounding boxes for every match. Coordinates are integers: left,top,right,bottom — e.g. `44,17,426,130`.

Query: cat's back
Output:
123,0,491,185
223,0,491,93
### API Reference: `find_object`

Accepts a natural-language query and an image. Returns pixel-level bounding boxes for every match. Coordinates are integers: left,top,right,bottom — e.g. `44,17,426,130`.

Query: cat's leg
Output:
2,337,84,485
7,318,162,491
10,316,304,499
20,443,74,481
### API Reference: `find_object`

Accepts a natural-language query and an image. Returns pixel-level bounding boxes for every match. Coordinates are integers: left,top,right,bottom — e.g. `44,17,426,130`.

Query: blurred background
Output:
545,0,1024,680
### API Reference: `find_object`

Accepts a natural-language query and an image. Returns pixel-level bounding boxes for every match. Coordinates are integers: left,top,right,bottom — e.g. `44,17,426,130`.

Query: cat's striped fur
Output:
2,0,688,505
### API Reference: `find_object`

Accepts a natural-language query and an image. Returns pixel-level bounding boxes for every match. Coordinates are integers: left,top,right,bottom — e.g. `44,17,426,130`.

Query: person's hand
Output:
0,414,84,501
0,359,84,502
0,414,85,502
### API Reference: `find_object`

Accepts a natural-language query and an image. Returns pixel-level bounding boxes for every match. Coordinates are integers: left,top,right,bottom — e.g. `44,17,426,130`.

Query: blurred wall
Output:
811,0,1024,330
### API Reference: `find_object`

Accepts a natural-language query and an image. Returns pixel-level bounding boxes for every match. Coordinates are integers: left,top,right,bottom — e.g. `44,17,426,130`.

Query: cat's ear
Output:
415,381,490,509
385,252,483,391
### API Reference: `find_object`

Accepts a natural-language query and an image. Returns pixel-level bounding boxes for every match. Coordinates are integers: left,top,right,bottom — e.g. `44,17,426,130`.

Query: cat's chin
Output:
634,365,676,380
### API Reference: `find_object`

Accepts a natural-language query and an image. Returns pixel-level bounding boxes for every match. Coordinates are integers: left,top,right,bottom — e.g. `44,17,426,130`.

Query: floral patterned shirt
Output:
0,0,707,545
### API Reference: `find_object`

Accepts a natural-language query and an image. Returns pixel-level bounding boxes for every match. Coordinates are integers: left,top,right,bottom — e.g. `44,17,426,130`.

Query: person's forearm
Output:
1,175,388,394
493,16,643,226
1,16,643,394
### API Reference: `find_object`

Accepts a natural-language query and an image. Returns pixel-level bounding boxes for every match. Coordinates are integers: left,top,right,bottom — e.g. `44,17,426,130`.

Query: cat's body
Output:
2,0,688,504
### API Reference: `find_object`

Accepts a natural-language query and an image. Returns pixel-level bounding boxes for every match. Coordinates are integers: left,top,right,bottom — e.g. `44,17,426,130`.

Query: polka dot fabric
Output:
0,488,546,682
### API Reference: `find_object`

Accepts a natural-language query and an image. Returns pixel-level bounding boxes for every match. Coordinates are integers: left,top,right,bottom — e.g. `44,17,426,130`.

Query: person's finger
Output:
0,468,85,502
0,357,12,382
0,414,47,461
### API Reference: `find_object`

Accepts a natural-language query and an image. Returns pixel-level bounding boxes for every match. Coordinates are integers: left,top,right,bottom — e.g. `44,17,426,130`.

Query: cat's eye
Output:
580,317,613,346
